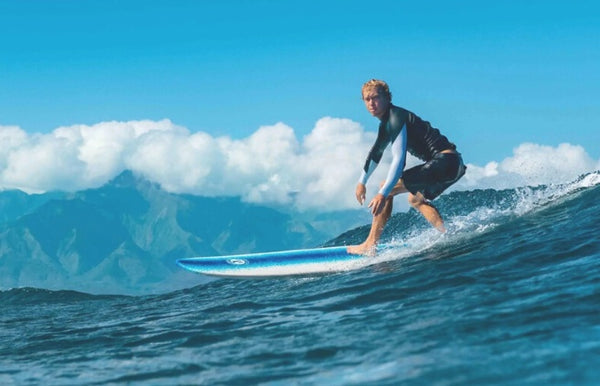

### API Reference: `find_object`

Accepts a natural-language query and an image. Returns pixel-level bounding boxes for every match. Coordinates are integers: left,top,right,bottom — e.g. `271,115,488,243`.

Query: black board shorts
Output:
403,152,466,200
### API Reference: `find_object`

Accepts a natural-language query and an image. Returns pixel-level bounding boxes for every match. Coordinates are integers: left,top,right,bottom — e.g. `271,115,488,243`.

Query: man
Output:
347,79,466,255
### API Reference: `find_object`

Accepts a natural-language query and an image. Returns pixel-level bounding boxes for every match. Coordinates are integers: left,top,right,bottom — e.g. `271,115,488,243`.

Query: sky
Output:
0,0,599,212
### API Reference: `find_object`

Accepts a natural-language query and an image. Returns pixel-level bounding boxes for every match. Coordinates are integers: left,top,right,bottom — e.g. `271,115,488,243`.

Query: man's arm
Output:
366,125,407,215
377,123,407,197
355,134,386,205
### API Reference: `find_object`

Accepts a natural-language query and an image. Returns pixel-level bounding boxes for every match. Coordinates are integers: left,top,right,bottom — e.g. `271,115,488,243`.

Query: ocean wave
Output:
2,175,599,384
0,287,128,306
330,171,600,243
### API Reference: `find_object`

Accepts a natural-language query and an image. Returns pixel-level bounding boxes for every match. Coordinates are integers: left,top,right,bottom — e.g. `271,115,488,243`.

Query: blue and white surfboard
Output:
176,246,373,278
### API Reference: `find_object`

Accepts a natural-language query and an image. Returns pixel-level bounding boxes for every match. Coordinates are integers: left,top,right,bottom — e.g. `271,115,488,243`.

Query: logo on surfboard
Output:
227,258,248,265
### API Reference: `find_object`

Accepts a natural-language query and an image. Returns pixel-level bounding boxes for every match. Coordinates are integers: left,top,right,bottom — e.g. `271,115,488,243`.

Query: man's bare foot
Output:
347,243,377,256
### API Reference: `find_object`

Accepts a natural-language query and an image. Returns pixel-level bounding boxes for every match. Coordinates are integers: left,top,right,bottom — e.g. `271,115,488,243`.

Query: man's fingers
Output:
371,203,380,215
368,199,379,215
355,184,367,206
357,191,366,205
368,195,386,215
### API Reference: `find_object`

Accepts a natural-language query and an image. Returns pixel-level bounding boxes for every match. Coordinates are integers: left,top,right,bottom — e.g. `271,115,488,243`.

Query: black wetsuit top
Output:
359,105,456,196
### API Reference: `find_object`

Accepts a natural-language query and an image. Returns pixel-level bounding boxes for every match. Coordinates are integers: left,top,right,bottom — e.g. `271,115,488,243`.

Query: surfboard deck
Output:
176,246,371,278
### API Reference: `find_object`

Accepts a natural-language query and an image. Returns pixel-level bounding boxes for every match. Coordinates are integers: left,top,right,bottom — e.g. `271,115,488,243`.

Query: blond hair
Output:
362,79,392,101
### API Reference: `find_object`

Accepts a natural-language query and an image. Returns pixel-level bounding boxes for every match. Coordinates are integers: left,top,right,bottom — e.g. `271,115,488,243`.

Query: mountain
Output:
0,189,65,223
0,171,361,295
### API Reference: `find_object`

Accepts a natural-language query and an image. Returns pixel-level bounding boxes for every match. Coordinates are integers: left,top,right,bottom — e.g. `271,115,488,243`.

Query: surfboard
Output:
176,246,371,278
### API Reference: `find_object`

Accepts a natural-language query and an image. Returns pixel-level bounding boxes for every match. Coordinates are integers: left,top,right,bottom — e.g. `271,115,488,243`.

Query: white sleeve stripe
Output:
359,160,378,185
378,123,407,197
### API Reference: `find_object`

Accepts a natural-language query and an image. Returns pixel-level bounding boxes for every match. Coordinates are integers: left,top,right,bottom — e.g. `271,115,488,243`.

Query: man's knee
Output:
407,193,425,208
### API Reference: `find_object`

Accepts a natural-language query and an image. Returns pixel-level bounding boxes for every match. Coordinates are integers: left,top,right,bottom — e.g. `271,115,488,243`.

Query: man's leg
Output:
347,180,410,255
347,195,394,255
408,192,446,233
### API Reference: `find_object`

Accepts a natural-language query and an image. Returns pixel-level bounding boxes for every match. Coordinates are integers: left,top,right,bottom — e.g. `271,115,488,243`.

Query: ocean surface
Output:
1,172,600,385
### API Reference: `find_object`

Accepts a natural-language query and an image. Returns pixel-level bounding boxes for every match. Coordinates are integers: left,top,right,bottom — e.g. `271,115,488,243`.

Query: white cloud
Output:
293,117,377,210
0,120,184,193
455,142,598,191
0,121,598,211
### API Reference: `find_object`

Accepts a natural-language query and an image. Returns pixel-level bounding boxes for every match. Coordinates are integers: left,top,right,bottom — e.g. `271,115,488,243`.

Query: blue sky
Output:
0,0,599,203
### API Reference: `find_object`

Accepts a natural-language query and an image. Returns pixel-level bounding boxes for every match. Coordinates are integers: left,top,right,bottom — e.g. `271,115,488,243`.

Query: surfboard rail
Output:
176,246,369,278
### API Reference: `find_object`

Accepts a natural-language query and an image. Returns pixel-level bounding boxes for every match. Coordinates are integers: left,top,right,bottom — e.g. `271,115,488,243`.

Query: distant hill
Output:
0,171,364,294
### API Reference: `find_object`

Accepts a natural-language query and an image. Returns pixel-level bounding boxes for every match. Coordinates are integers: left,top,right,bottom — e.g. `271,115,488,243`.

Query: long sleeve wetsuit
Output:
359,105,456,197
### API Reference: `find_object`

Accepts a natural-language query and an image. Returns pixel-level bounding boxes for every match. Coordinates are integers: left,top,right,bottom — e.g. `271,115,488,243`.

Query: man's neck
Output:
377,104,392,121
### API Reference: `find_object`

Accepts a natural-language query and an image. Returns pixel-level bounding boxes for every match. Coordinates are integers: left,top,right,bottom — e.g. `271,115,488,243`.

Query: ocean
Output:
1,172,599,385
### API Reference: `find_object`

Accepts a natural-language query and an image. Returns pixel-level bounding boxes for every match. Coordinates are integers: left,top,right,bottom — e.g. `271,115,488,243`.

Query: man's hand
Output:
368,193,386,216
355,183,366,205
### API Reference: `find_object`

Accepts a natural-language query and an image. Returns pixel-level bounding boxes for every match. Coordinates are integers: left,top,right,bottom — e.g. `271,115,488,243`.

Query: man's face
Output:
362,89,390,119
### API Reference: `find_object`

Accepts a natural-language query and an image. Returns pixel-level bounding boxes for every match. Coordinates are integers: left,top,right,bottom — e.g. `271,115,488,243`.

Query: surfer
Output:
348,79,466,255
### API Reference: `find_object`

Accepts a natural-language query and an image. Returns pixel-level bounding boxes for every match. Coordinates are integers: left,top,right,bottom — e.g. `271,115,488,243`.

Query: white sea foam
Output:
376,170,600,264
